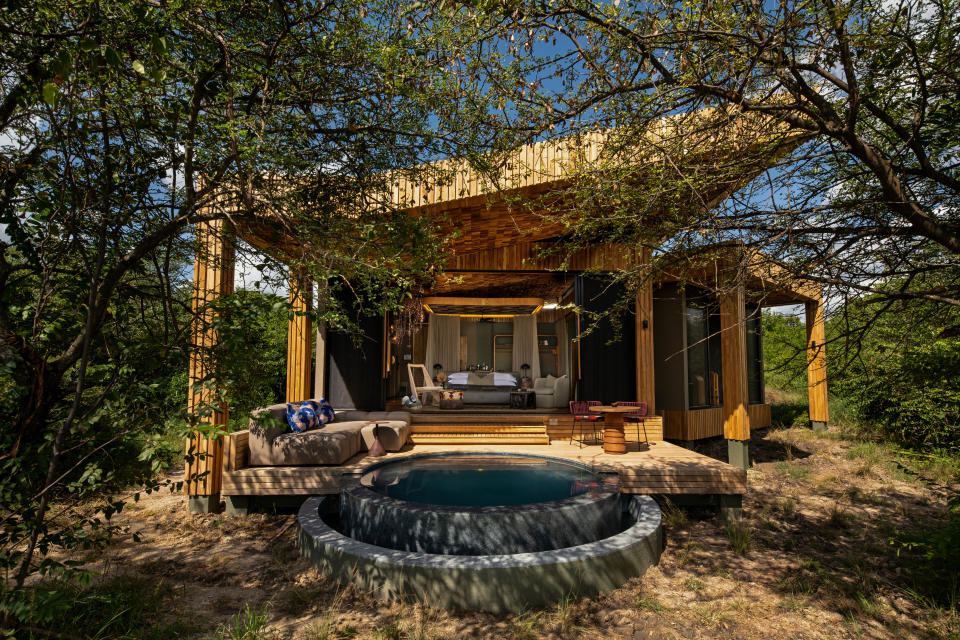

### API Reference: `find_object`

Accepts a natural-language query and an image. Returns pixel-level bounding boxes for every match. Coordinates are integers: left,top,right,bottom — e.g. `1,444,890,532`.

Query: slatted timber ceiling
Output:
431,272,573,298
659,245,821,306
423,297,543,317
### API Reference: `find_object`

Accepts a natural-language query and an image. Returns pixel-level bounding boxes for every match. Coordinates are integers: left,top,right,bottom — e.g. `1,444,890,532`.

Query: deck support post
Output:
720,283,751,471
805,296,829,431
186,219,235,513
224,495,250,516
719,494,743,522
286,274,313,402
727,440,749,473
635,248,656,413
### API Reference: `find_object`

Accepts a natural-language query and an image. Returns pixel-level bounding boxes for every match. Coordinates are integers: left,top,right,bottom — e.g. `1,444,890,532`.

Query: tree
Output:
428,0,959,326
0,0,477,614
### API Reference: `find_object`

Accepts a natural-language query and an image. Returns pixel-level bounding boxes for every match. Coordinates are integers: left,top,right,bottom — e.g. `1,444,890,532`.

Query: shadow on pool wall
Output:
297,494,662,614
339,453,624,556
296,453,664,614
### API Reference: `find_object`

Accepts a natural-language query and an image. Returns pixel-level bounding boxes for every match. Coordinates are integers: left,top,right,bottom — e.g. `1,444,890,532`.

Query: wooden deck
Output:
221,439,745,498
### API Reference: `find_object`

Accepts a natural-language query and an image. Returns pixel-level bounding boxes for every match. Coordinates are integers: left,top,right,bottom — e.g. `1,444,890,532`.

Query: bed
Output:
445,371,519,404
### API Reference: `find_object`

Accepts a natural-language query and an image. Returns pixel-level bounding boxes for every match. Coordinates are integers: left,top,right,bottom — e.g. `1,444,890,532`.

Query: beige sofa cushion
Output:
247,405,412,466
248,403,364,466
360,421,411,451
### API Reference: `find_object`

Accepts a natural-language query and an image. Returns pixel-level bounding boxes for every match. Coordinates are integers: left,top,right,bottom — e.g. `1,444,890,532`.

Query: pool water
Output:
361,454,609,507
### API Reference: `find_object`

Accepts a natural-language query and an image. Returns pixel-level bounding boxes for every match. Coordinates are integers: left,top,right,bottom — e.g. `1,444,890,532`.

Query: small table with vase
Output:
588,405,637,454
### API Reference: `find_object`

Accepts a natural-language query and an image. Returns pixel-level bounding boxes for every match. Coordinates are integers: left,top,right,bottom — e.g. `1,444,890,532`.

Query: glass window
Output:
746,306,764,404
686,293,723,410
686,305,710,408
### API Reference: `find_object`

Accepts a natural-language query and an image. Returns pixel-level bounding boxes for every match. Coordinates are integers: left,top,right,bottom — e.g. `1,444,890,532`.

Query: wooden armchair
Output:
408,364,443,406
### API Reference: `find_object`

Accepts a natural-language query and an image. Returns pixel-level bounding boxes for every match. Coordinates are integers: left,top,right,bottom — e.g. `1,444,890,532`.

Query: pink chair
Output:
569,400,604,447
614,401,649,448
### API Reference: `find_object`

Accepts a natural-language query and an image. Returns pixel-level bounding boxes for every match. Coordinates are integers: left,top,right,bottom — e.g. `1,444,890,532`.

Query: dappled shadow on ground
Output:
46,424,959,640
661,425,957,639
679,426,814,464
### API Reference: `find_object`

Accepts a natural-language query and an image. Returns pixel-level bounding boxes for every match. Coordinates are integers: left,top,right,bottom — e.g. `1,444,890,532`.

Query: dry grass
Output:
50,422,960,640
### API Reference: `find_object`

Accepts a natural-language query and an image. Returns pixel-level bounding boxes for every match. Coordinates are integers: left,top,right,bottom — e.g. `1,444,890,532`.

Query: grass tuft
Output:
635,594,669,612
508,610,544,640
682,577,705,592
725,521,752,555
775,461,811,481
660,499,688,529
216,602,275,640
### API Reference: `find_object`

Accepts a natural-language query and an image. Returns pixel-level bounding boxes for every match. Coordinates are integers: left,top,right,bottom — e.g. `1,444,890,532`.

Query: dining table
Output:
588,405,637,454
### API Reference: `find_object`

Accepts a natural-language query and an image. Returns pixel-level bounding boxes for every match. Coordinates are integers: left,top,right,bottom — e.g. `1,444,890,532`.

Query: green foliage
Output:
1,575,196,639
761,312,807,395
892,495,960,608
211,290,289,429
836,298,960,450
1,0,474,614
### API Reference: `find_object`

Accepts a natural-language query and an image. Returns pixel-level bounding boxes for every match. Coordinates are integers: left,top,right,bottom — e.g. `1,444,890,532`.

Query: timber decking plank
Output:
221,440,747,497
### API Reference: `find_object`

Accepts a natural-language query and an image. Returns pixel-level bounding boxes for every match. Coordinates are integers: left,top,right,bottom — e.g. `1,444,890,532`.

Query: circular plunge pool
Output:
297,453,663,613
340,453,622,554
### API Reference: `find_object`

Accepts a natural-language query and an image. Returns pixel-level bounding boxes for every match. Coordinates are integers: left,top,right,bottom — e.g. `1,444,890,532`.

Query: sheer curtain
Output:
424,313,461,374
556,317,568,376
512,314,541,379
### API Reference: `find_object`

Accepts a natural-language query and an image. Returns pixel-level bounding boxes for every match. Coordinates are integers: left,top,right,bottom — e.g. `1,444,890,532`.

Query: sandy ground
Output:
76,425,958,639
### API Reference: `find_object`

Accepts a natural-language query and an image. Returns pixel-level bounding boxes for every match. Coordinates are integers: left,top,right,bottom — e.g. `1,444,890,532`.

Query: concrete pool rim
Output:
297,492,663,613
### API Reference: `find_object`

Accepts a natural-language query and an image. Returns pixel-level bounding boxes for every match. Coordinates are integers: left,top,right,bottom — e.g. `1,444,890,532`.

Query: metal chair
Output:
614,401,649,449
568,400,603,447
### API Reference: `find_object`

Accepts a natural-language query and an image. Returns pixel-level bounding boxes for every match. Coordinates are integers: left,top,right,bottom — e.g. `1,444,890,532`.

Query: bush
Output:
841,337,960,450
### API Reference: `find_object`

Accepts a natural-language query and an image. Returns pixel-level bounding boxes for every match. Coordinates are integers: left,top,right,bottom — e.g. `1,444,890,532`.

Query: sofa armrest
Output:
222,430,249,472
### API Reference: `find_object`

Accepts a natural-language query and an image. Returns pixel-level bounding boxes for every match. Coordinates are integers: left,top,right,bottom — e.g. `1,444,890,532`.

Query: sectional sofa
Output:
248,403,411,466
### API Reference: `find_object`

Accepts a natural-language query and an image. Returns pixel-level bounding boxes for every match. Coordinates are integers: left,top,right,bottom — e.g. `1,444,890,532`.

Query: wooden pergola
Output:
184,118,827,513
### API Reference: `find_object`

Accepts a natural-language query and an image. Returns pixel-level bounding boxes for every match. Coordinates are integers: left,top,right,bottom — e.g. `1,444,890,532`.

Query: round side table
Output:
588,405,636,454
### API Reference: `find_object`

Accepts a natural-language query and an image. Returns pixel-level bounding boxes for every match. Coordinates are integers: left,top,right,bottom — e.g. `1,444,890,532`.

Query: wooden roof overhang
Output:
656,244,821,305
228,107,811,283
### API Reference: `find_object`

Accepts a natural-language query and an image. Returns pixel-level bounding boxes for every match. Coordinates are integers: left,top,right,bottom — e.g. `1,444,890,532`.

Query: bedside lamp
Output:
520,363,532,388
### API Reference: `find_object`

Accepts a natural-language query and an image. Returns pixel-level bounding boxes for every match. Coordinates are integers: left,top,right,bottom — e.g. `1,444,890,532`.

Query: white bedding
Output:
447,372,518,387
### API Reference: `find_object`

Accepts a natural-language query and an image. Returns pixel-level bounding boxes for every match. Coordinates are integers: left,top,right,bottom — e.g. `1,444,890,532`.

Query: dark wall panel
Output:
653,283,686,411
326,312,385,411
575,275,636,404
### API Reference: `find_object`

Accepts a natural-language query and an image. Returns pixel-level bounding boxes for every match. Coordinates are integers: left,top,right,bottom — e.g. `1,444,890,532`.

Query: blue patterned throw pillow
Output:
286,402,318,433
314,398,335,425
285,399,335,433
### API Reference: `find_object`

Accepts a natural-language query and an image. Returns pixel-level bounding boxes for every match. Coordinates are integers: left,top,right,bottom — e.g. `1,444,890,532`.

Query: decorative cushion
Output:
286,401,319,433
313,398,336,425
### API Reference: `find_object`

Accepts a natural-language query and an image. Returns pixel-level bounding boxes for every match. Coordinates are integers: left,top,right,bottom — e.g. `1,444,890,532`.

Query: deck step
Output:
410,424,550,445
410,413,557,425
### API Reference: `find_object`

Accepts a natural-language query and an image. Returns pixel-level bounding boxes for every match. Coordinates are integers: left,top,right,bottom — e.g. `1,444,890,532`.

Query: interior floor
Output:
386,401,568,414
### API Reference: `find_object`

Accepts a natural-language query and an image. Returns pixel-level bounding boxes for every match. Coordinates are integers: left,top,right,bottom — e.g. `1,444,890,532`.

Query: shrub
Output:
842,338,960,450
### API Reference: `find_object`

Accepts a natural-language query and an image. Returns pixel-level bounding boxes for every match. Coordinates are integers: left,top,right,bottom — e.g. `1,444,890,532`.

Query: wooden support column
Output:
286,275,313,402
313,322,326,400
186,219,234,513
805,297,829,430
720,284,751,470
635,250,656,413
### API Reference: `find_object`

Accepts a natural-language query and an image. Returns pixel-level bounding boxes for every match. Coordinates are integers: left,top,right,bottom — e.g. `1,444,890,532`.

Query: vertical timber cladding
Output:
186,219,235,500
805,297,829,424
286,274,313,403
634,248,656,414
574,274,637,404
719,285,751,441
325,289,386,410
